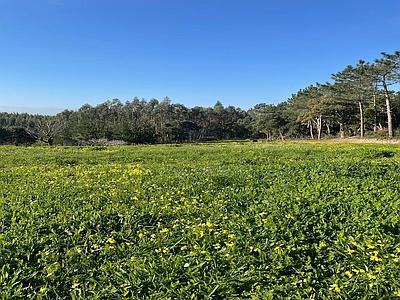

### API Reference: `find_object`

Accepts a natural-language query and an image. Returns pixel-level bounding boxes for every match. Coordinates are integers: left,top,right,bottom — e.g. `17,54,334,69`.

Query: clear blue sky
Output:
0,0,399,114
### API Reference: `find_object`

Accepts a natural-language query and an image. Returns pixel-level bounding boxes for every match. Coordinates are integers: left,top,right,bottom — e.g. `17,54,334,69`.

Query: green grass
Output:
1,142,400,299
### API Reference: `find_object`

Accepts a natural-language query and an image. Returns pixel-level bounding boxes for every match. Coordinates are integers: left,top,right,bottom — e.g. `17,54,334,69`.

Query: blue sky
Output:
0,0,399,114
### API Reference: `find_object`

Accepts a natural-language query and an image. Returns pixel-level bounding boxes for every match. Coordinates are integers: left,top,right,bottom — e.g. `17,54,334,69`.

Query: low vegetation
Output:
1,142,400,298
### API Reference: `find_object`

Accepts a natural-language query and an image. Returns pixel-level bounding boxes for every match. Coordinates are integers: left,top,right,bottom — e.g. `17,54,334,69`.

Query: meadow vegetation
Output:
1,142,400,299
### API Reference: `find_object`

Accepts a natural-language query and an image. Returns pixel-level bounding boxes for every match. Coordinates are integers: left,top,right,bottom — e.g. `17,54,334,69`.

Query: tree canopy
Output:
1,51,400,145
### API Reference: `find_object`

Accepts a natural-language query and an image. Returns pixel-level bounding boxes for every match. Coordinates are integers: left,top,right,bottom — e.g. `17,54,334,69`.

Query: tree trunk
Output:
278,130,284,141
373,91,377,133
339,123,344,138
308,120,314,140
382,79,393,139
188,130,192,142
316,115,322,140
358,101,364,137
326,123,331,136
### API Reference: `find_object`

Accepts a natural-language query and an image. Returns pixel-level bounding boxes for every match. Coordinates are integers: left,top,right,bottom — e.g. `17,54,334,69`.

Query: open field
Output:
1,142,400,299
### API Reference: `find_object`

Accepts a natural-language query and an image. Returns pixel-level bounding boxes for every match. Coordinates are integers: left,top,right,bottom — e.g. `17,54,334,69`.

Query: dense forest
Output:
1,51,399,145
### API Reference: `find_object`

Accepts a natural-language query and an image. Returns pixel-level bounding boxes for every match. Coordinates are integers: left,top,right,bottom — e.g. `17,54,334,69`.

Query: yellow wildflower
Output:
345,271,353,278
330,283,341,293
370,255,382,262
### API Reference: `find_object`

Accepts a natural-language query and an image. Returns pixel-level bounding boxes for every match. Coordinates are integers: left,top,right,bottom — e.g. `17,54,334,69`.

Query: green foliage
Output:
0,127,36,145
1,142,400,298
1,52,400,144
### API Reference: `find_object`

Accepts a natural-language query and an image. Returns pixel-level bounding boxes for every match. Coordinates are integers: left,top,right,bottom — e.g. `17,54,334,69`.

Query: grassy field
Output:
1,142,400,299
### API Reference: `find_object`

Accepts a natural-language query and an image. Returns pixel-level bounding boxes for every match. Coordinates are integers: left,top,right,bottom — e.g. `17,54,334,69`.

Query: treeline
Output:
0,100,250,145
1,51,400,145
